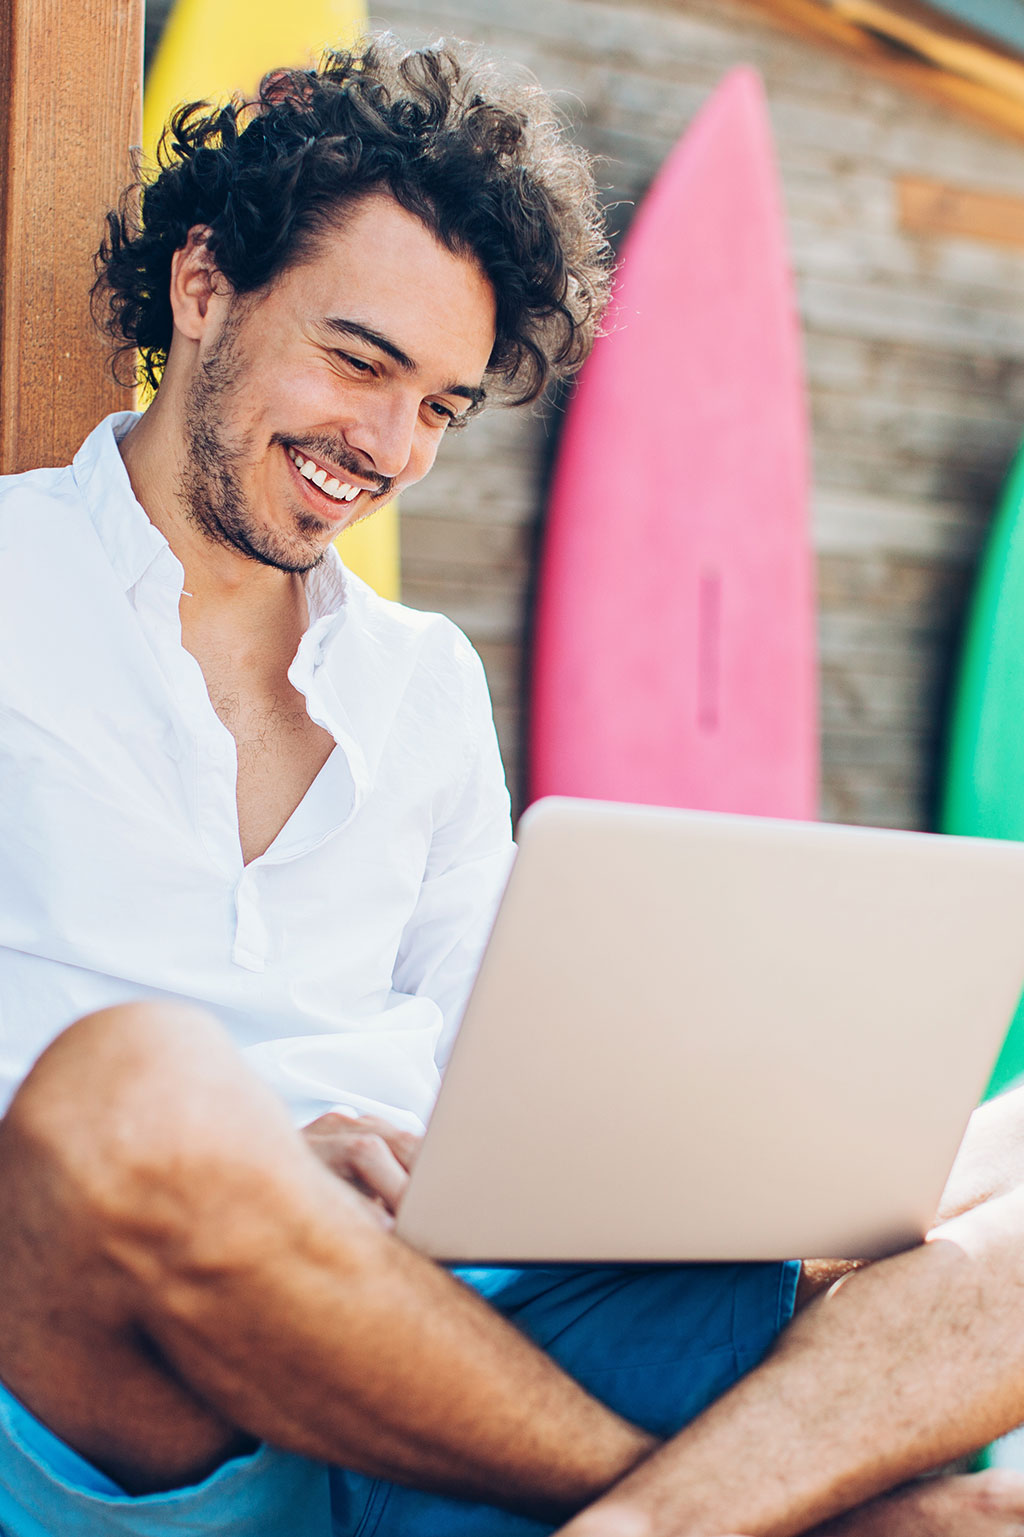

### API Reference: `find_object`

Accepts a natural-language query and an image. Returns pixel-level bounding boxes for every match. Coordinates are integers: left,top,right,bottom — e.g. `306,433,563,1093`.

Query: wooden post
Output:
0,0,143,475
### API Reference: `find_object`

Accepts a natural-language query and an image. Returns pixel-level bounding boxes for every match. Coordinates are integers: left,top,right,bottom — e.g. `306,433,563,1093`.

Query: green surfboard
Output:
941,435,1024,1099
940,454,1024,1472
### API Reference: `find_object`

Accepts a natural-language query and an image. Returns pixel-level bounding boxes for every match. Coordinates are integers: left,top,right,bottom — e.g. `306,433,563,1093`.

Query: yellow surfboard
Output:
143,0,400,598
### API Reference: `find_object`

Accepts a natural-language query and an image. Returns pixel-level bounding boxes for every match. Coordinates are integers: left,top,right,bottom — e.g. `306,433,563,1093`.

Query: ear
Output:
169,226,230,340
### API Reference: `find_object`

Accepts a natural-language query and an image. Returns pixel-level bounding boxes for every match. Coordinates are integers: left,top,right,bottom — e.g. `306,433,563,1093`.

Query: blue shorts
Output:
0,1260,798,1537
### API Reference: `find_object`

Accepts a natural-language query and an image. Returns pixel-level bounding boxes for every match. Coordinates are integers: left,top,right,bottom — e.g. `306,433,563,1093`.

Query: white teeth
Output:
289,447,363,503
330,482,361,504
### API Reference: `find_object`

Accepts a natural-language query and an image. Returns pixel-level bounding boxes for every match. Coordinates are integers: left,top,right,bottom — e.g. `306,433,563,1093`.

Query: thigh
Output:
334,1259,800,1537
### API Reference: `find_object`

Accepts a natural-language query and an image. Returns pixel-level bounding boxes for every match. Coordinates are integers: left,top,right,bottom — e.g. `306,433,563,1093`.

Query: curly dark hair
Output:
93,35,613,404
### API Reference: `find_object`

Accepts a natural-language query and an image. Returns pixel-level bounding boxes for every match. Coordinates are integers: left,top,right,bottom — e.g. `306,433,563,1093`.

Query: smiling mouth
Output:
287,446,366,505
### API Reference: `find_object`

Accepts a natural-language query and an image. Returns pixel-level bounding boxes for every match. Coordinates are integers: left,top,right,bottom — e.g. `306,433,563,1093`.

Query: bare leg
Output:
557,1087,1024,1537
809,1471,1024,1537
0,1003,653,1511
668,1476,1024,1537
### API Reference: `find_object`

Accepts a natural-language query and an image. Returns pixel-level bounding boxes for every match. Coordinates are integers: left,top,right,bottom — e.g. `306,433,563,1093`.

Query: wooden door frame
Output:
0,0,143,474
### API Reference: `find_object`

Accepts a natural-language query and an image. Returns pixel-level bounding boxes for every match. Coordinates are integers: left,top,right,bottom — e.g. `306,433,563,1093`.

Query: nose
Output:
344,391,422,483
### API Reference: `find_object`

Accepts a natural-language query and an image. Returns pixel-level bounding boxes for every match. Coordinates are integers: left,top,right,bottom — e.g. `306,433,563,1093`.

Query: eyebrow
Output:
322,316,487,410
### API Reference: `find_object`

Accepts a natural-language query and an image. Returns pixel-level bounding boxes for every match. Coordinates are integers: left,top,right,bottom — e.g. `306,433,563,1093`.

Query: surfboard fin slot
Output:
698,568,721,733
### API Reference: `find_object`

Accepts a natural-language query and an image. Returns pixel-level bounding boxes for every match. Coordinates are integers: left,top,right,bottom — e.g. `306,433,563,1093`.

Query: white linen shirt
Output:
0,413,514,1132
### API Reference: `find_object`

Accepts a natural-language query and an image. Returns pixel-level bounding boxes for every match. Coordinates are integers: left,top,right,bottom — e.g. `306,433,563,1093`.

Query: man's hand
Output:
302,1111,421,1219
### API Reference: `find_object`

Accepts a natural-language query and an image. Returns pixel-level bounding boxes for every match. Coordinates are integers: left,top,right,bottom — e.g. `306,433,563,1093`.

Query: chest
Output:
201,658,336,864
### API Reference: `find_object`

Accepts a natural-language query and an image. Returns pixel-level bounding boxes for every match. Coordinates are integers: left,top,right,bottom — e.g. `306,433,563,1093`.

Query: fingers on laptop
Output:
303,1112,417,1214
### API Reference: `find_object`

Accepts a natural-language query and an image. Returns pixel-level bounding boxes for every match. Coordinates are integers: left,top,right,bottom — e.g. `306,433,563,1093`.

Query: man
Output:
1,33,1024,1537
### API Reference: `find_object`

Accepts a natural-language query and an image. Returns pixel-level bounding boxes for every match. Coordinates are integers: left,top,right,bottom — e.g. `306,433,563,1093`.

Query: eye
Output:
424,399,472,430
426,400,457,426
335,351,376,376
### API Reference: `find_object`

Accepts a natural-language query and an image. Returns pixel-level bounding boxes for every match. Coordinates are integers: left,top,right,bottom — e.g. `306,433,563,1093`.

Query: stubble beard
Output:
180,306,329,576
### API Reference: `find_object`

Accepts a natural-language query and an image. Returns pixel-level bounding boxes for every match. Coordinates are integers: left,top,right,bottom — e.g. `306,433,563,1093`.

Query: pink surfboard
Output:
530,69,817,817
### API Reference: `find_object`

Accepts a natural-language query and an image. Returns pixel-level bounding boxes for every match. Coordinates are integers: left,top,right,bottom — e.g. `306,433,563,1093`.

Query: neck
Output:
118,391,305,627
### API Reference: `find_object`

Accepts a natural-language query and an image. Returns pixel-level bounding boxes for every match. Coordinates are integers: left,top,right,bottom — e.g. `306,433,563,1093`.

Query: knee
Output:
560,1509,654,1537
4,1003,297,1251
9,1001,233,1158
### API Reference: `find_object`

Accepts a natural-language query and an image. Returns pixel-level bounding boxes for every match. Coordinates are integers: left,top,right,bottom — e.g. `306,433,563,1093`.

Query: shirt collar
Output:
72,411,353,632
304,542,349,626
72,411,172,594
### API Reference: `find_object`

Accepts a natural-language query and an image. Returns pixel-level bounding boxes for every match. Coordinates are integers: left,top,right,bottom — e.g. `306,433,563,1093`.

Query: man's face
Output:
180,194,497,573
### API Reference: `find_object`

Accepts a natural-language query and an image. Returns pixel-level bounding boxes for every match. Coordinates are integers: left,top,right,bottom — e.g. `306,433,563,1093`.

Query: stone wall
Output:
145,0,1024,828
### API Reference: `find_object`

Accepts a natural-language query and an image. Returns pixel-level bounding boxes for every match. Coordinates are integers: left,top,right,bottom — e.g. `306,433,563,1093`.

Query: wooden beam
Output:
743,0,1024,144
0,0,142,475
849,0,1024,56
831,0,1024,101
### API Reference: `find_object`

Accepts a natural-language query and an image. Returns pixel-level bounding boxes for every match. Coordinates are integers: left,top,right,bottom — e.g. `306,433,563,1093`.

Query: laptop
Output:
396,797,1024,1264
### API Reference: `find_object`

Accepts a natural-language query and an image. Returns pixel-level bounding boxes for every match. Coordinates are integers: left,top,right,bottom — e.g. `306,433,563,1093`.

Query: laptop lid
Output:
396,797,1024,1263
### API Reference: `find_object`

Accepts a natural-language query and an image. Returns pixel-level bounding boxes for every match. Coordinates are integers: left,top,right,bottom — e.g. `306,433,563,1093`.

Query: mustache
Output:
274,433,395,501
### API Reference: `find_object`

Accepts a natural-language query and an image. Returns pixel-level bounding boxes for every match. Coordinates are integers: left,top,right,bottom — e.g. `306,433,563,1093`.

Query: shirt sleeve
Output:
391,641,516,1071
